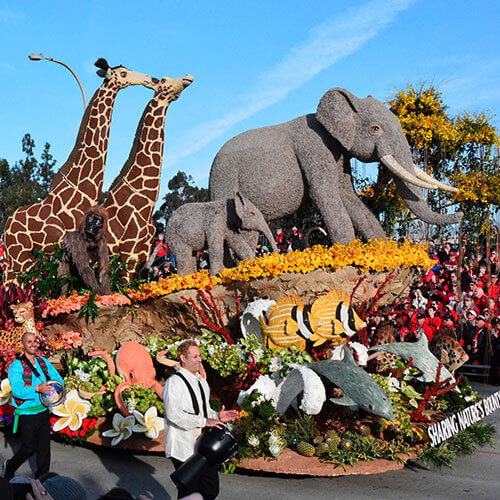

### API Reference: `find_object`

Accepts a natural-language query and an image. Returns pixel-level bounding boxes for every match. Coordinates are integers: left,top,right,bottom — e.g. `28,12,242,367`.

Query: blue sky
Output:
1,0,499,209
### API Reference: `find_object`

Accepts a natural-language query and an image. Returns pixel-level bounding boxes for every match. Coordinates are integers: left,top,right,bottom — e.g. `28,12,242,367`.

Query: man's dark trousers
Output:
4,410,50,480
171,457,219,500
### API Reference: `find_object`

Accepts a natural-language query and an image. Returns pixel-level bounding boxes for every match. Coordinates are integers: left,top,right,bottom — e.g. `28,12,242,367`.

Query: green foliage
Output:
418,421,497,468
108,255,145,295
142,334,171,356
323,431,410,470
19,245,76,299
87,376,122,417
121,384,164,416
78,291,99,321
0,134,56,231
237,391,285,459
283,412,317,447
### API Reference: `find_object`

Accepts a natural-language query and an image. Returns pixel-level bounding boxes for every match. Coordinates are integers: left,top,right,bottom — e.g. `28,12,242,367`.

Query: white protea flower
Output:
52,389,91,432
132,407,165,439
102,413,135,446
74,368,91,383
247,434,260,447
0,378,12,406
268,441,284,457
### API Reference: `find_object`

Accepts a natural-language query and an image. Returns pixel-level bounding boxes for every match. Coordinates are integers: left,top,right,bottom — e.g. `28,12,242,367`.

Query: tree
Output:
154,171,209,232
356,83,499,241
0,134,57,230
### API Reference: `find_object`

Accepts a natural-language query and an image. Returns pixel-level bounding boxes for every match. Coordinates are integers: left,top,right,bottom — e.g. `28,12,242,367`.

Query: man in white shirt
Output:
163,339,238,500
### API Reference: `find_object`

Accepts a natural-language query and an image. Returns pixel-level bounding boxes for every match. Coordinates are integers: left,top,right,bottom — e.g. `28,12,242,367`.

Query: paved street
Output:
1,382,499,499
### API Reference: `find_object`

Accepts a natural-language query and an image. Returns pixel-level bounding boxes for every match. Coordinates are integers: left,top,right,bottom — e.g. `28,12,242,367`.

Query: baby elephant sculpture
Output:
166,194,278,275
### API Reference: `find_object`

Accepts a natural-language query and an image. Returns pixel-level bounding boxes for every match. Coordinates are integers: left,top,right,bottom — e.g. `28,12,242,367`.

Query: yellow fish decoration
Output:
260,295,306,351
259,290,365,351
307,290,365,346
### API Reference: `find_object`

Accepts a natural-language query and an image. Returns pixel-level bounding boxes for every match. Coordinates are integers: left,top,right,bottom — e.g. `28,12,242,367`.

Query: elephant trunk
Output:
262,224,279,253
380,153,463,225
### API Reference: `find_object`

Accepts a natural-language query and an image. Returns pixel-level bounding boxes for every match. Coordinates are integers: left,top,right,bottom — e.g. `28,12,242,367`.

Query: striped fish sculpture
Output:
260,295,307,350
303,290,365,346
259,291,365,351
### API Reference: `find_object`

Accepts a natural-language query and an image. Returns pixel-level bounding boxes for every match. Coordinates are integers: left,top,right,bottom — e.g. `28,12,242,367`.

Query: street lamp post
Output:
28,53,88,110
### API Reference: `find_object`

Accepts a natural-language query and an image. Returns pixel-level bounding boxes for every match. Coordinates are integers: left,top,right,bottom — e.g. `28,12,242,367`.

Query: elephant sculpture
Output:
209,88,462,244
165,194,278,275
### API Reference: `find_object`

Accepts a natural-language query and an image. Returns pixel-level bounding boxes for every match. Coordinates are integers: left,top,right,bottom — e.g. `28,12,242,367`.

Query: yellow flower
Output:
102,413,135,446
132,407,165,439
51,389,91,432
0,378,12,406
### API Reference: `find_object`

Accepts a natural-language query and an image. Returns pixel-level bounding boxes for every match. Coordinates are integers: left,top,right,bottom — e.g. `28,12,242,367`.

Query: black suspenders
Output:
174,371,208,418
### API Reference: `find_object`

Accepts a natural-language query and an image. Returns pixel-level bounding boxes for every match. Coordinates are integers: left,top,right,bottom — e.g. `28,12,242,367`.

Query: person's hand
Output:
26,479,55,500
205,418,223,428
36,383,53,395
219,406,239,423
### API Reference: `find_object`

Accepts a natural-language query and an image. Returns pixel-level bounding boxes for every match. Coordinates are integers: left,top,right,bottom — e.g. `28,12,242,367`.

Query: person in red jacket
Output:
488,274,499,300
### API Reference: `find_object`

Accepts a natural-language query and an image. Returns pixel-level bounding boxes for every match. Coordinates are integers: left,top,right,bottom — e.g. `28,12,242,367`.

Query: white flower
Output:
252,348,264,363
387,376,401,393
0,378,12,406
125,397,137,413
133,407,165,439
74,368,90,383
102,413,135,446
208,346,216,356
52,389,91,432
247,434,260,447
269,356,282,373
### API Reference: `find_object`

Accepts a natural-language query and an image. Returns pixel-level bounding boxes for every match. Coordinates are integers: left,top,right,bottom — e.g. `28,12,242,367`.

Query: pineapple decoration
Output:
296,441,316,457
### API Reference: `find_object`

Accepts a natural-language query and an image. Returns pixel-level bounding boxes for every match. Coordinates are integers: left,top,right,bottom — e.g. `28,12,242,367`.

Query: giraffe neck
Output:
106,94,172,203
49,81,122,202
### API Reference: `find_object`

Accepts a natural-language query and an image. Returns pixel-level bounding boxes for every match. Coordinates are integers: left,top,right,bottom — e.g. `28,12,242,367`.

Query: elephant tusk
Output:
413,166,459,193
381,155,438,190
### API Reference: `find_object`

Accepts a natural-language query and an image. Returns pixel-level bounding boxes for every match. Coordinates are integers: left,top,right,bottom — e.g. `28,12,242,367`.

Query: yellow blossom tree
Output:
357,83,499,241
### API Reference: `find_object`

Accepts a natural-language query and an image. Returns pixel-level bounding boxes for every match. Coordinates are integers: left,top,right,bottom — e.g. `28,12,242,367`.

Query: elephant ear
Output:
316,88,362,151
226,196,243,233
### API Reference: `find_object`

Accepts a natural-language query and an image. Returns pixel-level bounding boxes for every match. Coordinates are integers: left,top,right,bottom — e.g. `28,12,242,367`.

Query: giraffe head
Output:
95,58,155,90
151,74,194,102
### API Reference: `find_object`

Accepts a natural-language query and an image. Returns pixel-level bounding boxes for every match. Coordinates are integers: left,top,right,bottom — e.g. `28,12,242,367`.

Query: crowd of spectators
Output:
364,236,500,383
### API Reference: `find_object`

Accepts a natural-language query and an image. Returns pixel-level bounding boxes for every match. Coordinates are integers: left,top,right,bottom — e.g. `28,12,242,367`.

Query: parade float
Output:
0,60,497,476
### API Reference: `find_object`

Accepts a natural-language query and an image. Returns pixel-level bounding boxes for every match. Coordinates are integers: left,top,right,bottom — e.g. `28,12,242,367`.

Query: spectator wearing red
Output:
473,285,489,313
410,311,433,342
424,306,442,339
488,274,499,300
274,228,287,254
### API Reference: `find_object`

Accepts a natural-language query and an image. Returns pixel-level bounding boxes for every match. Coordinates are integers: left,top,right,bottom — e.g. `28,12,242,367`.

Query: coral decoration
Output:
410,364,462,422
181,288,235,345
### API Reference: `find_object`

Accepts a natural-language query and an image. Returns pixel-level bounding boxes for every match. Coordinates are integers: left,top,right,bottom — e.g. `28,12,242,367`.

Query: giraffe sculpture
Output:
4,58,155,282
103,74,194,276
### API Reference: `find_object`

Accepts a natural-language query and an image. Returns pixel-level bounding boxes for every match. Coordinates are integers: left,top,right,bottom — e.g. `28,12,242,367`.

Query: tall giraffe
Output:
4,59,154,281
103,74,194,275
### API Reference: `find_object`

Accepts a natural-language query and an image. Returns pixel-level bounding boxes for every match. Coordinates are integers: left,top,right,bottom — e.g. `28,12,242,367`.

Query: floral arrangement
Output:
41,240,433,318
